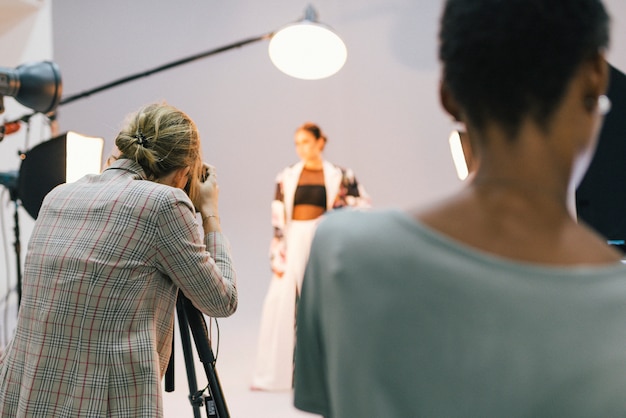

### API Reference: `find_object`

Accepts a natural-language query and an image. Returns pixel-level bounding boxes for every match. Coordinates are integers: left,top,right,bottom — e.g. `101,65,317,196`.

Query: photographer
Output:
0,102,237,417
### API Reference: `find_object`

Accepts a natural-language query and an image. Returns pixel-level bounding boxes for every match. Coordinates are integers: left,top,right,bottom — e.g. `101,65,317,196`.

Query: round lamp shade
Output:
268,22,347,80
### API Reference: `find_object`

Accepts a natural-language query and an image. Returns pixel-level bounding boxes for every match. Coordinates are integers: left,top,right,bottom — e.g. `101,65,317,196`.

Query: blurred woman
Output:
252,122,370,391
294,1,626,416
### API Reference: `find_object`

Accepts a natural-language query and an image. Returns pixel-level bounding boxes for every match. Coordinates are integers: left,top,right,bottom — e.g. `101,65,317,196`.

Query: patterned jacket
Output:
0,159,237,417
270,160,370,275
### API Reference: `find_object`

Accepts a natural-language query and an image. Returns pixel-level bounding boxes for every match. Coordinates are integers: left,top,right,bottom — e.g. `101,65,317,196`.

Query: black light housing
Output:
0,61,62,114
17,131,104,219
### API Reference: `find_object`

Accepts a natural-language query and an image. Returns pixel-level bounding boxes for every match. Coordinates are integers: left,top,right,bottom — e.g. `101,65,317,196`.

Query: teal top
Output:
294,208,626,417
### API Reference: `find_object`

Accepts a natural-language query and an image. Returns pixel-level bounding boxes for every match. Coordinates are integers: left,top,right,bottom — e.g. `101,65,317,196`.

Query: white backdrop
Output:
2,1,626,416
49,0,460,363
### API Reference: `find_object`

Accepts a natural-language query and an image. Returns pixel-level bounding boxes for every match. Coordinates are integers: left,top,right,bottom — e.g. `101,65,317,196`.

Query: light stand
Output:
0,171,21,304
57,34,271,107
8,184,22,305
0,58,63,304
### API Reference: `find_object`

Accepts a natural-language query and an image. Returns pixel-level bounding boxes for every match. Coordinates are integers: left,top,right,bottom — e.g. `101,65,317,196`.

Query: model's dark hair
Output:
298,122,327,144
439,0,610,138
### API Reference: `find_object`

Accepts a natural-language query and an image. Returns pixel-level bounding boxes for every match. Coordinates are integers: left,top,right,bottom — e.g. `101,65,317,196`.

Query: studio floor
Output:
161,308,318,418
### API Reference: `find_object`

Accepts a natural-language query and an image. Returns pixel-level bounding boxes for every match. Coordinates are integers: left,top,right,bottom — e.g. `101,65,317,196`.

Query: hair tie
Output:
134,130,149,147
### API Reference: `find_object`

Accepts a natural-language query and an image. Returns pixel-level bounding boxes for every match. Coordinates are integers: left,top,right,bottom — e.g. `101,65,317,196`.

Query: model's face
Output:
294,129,324,162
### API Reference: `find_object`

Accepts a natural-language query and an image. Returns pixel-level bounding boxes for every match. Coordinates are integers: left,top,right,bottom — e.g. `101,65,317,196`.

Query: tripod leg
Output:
180,293,230,418
164,332,175,392
176,296,203,418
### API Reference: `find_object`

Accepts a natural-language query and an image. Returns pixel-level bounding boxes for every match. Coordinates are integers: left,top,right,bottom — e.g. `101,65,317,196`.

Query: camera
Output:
184,164,210,196
200,165,210,182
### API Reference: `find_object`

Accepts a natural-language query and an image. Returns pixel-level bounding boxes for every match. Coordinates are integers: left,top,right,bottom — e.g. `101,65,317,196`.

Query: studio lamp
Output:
0,60,62,114
269,4,347,80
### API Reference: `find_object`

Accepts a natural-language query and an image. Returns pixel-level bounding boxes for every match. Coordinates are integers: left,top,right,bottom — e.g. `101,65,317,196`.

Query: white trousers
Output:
251,219,319,391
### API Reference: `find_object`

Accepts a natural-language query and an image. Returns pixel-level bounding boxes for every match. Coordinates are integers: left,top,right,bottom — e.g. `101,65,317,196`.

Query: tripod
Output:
165,292,230,418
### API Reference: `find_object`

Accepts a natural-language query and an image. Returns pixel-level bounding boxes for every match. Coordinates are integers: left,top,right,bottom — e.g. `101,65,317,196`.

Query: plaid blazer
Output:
0,159,237,417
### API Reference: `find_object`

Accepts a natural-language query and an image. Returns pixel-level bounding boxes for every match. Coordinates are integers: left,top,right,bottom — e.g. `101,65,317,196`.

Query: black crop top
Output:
294,184,327,208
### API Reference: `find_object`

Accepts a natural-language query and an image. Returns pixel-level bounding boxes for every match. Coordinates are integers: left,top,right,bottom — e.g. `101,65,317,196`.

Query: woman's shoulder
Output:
124,179,194,215
317,208,626,277
318,208,404,235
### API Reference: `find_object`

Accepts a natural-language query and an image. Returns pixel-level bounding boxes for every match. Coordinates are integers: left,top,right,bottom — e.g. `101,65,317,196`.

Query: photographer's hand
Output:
193,163,221,232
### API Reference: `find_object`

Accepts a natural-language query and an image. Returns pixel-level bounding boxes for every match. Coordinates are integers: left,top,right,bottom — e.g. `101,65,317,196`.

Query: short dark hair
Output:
439,0,610,138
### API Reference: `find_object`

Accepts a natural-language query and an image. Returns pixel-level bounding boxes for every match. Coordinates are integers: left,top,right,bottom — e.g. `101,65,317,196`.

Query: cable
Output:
211,318,220,363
